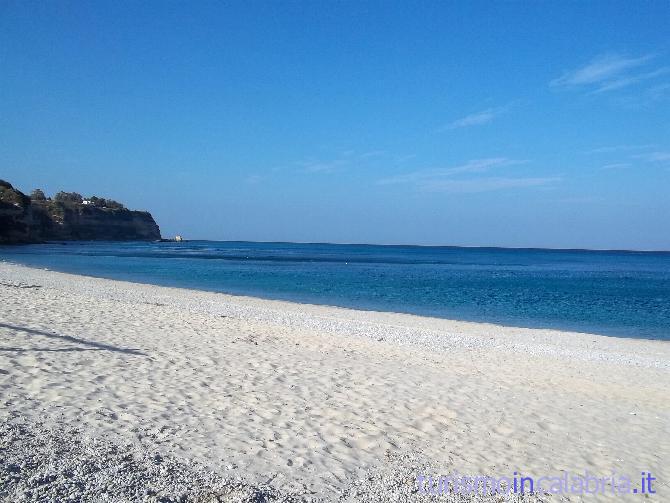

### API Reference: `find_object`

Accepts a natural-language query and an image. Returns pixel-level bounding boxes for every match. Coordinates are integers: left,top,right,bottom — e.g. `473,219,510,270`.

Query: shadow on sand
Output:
0,322,147,356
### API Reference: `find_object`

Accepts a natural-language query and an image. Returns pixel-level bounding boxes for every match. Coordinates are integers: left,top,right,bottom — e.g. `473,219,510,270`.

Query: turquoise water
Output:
1,241,669,340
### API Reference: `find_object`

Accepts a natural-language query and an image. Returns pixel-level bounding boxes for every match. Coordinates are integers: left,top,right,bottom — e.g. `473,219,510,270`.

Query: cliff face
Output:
0,181,161,244
28,202,161,241
0,180,33,243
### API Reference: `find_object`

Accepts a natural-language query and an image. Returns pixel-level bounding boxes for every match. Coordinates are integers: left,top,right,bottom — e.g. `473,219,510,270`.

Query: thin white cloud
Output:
394,154,417,164
359,150,387,159
551,53,666,93
443,105,509,130
611,81,670,107
634,151,670,162
446,109,498,129
440,157,525,175
588,148,670,171
594,67,670,93
553,196,605,204
378,158,522,185
600,163,631,170
552,54,652,86
422,176,561,193
299,159,348,173
586,144,656,154
245,175,265,184
377,158,557,193
649,83,670,100
298,149,388,174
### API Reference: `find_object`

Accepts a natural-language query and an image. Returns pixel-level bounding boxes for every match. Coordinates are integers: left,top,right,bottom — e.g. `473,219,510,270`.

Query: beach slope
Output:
1,262,668,500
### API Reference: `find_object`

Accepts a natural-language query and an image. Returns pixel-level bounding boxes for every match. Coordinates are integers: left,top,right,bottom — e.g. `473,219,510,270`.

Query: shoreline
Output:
1,261,669,500
2,258,666,344
1,260,668,368
2,240,669,343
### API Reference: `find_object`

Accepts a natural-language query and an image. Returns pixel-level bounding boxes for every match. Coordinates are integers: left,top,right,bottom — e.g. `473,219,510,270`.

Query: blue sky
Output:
1,1,669,249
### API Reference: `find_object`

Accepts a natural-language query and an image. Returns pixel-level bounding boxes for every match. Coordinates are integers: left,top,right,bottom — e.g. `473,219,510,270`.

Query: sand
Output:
1,261,668,501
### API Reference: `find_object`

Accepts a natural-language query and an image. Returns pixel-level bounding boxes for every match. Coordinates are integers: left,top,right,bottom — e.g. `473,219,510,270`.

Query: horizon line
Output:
158,238,670,254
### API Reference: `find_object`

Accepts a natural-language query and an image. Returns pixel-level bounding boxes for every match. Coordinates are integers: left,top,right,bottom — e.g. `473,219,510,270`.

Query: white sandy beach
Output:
1,261,669,501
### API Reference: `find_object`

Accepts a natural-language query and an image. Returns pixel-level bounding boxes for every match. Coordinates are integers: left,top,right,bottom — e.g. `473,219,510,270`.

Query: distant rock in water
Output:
0,180,161,244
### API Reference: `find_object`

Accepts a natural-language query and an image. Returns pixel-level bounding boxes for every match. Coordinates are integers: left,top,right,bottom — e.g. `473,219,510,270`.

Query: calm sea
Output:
1,241,669,340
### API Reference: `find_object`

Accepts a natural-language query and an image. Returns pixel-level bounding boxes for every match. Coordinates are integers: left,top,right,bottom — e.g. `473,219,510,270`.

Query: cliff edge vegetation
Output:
0,180,161,244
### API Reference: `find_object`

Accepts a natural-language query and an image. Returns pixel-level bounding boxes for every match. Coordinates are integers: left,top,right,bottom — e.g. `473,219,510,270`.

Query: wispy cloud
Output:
553,196,605,204
378,158,522,184
649,83,670,100
394,153,417,164
594,68,670,93
245,174,265,184
445,108,500,129
421,176,561,193
378,157,559,193
298,149,389,174
634,151,670,162
610,81,670,107
359,150,386,159
299,159,349,174
551,53,667,94
589,146,670,171
585,144,656,154
600,163,631,170
442,105,510,130
552,54,652,87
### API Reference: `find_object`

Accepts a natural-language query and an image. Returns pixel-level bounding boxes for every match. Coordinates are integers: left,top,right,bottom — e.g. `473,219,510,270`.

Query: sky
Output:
1,1,669,250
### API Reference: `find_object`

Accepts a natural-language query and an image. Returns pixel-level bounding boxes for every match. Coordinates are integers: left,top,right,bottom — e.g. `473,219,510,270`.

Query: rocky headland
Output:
0,180,161,244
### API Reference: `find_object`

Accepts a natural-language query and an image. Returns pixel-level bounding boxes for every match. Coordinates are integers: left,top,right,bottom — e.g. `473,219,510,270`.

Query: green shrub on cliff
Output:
89,196,125,210
0,182,30,207
30,189,47,201
1,179,161,242
54,191,84,204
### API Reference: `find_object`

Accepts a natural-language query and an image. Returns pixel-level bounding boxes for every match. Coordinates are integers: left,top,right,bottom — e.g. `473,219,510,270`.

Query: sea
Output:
1,241,669,340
